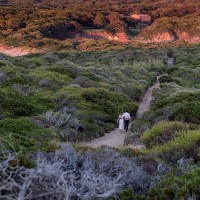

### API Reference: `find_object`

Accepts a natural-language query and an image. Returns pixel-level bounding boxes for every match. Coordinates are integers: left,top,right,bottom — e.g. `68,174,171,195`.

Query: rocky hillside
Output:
137,14,200,43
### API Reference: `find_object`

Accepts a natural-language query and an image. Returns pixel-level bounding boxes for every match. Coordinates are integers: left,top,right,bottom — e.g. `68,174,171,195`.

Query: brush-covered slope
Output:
0,45,200,199
0,0,200,50
0,48,166,155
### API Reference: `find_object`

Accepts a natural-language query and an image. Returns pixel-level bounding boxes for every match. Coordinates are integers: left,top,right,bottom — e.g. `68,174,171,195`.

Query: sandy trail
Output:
0,44,37,57
137,75,162,118
80,75,162,149
81,128,128,149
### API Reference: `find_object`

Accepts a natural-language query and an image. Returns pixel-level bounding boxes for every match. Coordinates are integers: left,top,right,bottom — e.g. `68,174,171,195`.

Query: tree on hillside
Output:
93,13,107,28
106,12,127,32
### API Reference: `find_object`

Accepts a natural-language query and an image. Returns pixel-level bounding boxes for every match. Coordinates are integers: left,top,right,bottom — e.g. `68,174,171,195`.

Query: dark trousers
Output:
124,120,130,132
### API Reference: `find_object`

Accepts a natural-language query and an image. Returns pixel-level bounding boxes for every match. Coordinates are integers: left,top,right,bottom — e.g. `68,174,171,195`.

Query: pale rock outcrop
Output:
137,30,200,43
78,31,129,43
146,32,175,43
176,31,200,43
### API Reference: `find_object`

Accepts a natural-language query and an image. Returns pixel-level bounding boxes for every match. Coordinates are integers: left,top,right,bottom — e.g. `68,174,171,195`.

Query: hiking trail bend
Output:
80,75,164,149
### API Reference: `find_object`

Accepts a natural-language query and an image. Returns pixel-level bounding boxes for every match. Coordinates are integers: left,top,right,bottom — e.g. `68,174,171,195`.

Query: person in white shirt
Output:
122,110,131,133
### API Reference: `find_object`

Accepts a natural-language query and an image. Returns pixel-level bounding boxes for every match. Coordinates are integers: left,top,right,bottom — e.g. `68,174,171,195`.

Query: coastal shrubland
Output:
0,48,166,151
0,45,200,199
128,45,200,138
141,122,200,163
122,45,200,199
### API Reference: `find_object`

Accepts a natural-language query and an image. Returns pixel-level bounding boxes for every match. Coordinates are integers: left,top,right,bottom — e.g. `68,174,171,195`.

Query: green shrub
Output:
72,76,101,88
81,88,138,120
109,188,148,200
0,90,48,116
0,118,58,152
176,101,200,124
80,120,104,138
124,83,144,101
159,74,181,85
59,129,85,143
148,168,200,200
13,57,45,69
146,130,200,162
141,121,199,148
28,68,72,85
130,118,152,134
104,122,115,133
48,66,76,78
3,75,34,86
79,72,101,82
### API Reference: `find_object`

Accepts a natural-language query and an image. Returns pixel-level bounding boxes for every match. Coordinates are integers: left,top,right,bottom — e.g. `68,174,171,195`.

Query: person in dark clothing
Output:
122,110,131,133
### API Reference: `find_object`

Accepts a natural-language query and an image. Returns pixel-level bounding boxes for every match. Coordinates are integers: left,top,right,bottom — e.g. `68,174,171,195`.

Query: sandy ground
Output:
0,44,37,57
81,128,127,149
80,76,162,149
137,75,162,118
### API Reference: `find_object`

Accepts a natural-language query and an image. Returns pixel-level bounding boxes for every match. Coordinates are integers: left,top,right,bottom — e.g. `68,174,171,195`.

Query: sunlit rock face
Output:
137,31,200,43
176,31,200,43
78,31,129,43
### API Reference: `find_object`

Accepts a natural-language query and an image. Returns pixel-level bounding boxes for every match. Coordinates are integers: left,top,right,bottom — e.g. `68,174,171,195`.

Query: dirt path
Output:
137,75,163,118
80,75,163,149
0,44,37,57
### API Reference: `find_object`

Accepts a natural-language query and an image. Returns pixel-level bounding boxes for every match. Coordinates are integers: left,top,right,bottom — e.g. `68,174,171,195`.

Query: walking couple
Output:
117,110,131,133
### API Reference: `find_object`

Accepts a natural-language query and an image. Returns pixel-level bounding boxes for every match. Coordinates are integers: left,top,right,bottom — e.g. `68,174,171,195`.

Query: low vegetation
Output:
0,48,166,153
128,45,200,137
0,44,200,199
141,121,199,148
122,45,200,199
148,167,200,200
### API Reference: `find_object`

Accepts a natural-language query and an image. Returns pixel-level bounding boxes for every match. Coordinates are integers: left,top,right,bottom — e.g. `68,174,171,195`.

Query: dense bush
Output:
0,42,199,200
141,121,199,148
148,167,200,199
80,120,104,138
0,90,47,116
81,88,138,118
158,74,181,85
114,167,200,199
0,118,58,152
146,130,200,163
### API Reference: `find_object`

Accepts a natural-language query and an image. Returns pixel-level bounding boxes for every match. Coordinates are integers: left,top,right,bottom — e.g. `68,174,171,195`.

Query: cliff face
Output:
78,31,129,43
145,32,174,43
137,31,200,43
176,31,200,43
136,15,200,43
80,28,200,44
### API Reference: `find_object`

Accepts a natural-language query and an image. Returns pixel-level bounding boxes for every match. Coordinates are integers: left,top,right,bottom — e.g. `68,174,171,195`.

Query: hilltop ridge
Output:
0,0,199,51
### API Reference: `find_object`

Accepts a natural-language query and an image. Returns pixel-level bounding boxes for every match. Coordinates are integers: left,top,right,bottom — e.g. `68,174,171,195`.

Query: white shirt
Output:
122,112,130,120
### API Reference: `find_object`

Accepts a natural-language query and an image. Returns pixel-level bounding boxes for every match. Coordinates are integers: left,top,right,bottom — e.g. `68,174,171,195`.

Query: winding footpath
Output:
136,75,163,118
80,75,163,149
